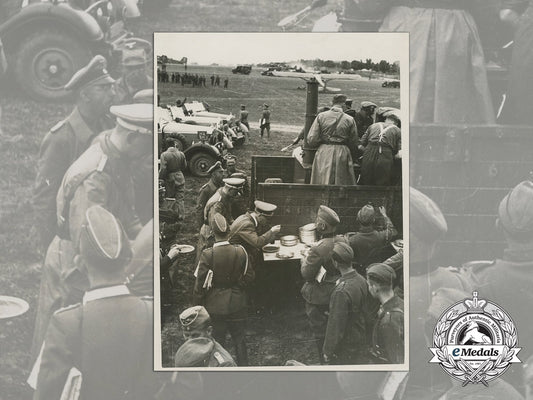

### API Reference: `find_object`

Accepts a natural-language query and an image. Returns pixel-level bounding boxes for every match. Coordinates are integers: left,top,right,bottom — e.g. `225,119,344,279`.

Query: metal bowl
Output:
280,235,299,247
263,244,280,253
276,251,294,260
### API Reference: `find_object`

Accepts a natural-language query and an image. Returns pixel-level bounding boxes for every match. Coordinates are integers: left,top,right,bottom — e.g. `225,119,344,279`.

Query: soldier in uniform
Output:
196,161,225,229
33,55,115,250
301,205,348,363
159,143,187,220
113,46,153,105
225,156,250,218
323,242,370,365
260,103,271,139
228,200,280,311
175,305,237,367
366,263,404,364
196,177,245,263
239,104,250,130
353,101,377,138
347,204,398,272
344,98,357,119
31,205,161,399
194,213,253,366
31,104,152,362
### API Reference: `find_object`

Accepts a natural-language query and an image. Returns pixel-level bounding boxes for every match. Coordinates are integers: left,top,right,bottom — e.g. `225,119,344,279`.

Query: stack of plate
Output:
280,235,299,247
299,223,317,245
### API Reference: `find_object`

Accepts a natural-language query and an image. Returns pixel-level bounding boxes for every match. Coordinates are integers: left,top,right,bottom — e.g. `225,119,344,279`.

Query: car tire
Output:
14,29,91,101
188,152,216,177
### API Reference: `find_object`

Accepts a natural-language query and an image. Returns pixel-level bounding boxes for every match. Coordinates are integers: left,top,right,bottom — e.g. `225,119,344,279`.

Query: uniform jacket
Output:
194,241,253,315
196,180,220,229
33,107,112,247
33,285,161,400
323,270,370,360
353,111,374,138
300,235,347,305
159,147,187,179
361,122,401,153
228,212,276,261
307,106,358,152
372,295,404,364
348,215,397,266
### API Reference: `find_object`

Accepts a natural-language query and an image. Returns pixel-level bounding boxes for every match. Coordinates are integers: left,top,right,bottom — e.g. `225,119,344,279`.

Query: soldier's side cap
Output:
179,306,211,331
317,205,340,226
223,177,245,189
174,337,214,367
133,89,153,103
64,55,114,91
211,213,228,235
207,161,224,174
332,242,354,264
410,187,447,242
361,101,377,108
332,94,347,104
498,180,533,235
79,205,130,263
110,103,153,135
357,204,375,225
254,200,277,216
366,263,396,283
122,47,147,67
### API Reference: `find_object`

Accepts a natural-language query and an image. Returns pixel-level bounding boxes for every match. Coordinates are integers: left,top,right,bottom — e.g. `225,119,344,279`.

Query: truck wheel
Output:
14,29,91,101
168,134,187,151
188,152,216,177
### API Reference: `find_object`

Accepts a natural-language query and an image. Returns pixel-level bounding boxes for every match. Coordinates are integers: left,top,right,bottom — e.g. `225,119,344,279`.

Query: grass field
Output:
0,2,399,397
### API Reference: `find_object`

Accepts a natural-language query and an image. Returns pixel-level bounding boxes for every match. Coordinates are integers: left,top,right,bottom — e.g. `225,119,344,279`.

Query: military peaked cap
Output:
207,161,224,174
317,205,340,226
254,200,277,216
64,55,114,91
110,103,153,135
223,177,245,189
122,47,147,67
133,89,153,103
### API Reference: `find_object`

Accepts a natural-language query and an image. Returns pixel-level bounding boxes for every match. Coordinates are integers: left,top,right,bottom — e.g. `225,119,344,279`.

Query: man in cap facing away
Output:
194,213,253,366
323,242,371,365
366,263,404,364
195,161,225,229
347,204,398,271
239,104,250,130
301,205,348,363
307,94,358,185
32,205,161,399
33,55,115,250
31,103,152,361
354,101,377,138
175,306,237,367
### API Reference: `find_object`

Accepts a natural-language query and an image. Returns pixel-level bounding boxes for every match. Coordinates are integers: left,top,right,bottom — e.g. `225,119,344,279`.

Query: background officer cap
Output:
179,305,211,331
133,89,153,103
366,263,396,284
225,156,236,166
361,101,377,109
317,205,340,226
110,103,153,135
223,177,245,189
211,213,229,235
332,242,354,264
357,204,375,225
122,47,147,67
410,187,447,243
498,180,533,236
64,55,114,91
79,205,132,268
231,172,246,180
332,94,347,104
254,200,277,216
174,337,215,367
207,161,224,174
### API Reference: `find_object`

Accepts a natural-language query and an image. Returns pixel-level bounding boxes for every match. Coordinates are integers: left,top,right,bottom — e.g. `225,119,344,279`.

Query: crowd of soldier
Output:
158,71,229,89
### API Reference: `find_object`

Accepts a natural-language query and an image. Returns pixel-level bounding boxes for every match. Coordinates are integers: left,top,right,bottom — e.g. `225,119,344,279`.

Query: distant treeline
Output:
257,59,400,74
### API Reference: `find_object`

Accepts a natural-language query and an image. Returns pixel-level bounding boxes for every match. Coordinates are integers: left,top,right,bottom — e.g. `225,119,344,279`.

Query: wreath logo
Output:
429,291,521,386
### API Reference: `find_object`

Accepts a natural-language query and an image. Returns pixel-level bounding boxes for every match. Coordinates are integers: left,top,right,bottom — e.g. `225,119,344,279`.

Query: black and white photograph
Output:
155,32,409,370
1,0,533,399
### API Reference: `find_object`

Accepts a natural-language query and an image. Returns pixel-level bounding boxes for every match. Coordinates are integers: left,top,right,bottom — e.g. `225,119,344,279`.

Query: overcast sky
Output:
154,33,407,65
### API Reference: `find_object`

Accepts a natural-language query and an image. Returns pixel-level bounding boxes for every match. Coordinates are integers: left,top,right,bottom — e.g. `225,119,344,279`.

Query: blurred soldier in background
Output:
114,46,152,105
31,104,152,362
301,205,347,364
239,104,250,130
159,142,187,220
31,205,161,399
260,103,271,139
175,306,237,367
194,213,253,366
308,94,358,185
353,101,377,138
367,263,404,364
323,242,370,365
344,98,356,119
33,55,115,250
196,161,225,229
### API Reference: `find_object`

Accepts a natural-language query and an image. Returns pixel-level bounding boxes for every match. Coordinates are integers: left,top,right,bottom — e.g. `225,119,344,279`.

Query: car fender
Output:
184,143,221,159
0,2,104,49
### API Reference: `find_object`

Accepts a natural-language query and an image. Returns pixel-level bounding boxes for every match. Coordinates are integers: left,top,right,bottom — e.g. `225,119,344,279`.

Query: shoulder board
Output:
335,280,345,289
54,303,81,314
200,183,209,190
50,119,66,133
213,351,225,364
